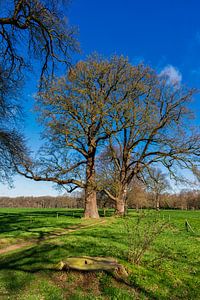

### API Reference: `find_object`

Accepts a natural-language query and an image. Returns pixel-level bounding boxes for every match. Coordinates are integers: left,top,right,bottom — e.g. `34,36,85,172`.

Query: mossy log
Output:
57,256,129,282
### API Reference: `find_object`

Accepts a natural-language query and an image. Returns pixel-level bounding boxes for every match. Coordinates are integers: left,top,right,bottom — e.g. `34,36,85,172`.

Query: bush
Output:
121,213,169,265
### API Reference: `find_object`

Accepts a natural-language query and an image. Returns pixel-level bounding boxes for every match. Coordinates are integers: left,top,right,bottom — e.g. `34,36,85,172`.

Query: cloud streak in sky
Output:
159,65,182,85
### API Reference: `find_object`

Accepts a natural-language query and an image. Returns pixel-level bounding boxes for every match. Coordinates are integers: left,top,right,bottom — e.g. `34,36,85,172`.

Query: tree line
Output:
0,189,200,210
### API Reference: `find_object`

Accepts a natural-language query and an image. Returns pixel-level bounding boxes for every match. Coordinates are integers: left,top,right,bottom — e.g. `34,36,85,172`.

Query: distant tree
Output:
186,190,200,209
0,0,78,183
16,55,152,218
127,179,148,210
145,168,170,210
100,74,200,215
178,189,200,210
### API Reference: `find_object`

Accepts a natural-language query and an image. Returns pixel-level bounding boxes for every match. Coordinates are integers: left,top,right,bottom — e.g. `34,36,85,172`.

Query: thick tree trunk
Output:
84,184,99,218
115,199,125,216
115,185,127,216
84,146,99,218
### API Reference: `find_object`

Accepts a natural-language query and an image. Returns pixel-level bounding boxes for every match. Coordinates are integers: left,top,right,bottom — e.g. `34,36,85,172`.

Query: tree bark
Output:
115,199,125,216
155,194,160,211
84,185,99,218
115,185,127,216
84,146,99,218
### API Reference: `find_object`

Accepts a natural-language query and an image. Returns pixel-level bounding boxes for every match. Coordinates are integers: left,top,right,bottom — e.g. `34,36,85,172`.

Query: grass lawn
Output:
0,208,199,299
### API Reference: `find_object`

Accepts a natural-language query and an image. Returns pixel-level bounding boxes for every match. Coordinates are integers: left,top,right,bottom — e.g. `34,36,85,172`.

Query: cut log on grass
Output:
57,256,129,282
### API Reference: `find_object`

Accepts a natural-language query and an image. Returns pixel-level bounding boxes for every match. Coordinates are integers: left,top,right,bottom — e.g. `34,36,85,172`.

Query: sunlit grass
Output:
0,208,199,299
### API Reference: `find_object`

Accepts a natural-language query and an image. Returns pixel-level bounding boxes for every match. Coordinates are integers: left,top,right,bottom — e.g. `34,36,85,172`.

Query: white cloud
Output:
159,65,182,85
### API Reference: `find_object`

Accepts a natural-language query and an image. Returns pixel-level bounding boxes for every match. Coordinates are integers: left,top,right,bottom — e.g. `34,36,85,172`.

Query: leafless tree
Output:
100,74,200,215
16,55,152,218
127,179,148,210
145,168,170,210
0,0,78,183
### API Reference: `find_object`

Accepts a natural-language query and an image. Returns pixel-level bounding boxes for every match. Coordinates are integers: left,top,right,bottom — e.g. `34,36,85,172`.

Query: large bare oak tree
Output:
16,55,152,218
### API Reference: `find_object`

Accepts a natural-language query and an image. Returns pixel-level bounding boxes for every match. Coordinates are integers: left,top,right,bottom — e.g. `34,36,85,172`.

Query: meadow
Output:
0,208,199,299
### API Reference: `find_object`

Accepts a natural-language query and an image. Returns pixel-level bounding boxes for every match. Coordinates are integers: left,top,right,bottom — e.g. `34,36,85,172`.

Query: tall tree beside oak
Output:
98,75,200,215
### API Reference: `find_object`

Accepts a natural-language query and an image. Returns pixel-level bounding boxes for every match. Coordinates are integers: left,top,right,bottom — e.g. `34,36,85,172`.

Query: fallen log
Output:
57,256,129,283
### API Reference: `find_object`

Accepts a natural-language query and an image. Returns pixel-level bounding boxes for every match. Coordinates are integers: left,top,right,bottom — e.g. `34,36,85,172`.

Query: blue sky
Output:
1,0,200,196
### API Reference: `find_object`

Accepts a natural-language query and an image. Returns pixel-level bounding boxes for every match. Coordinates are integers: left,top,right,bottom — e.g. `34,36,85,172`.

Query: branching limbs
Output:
99,75,200,205
0,0,78,83
0,0,78,184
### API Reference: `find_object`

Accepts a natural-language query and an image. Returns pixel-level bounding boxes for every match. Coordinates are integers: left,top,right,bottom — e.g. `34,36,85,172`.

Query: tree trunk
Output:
115,199,125,216
115,186,127,216
84,146,99,218
155,194,160,211
84,185,99,218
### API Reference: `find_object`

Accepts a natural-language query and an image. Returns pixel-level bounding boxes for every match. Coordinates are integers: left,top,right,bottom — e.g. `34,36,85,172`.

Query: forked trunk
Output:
83,146,99,218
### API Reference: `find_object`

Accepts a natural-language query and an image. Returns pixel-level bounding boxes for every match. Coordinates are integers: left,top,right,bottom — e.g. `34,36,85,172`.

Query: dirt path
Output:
0,242,33,255
0,219,107,255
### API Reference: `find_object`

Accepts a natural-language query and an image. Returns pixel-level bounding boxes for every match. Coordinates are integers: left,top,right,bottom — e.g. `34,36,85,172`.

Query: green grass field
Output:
0,208,199,299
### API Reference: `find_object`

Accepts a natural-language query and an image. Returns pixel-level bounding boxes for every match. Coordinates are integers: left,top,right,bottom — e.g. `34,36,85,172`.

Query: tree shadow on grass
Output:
0,210,84,239
0,241,157,299
0,236,110,273
1,231,197,300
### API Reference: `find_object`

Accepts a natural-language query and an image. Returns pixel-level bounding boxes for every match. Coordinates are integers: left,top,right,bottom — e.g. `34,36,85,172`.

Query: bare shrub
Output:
121,213,169,265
